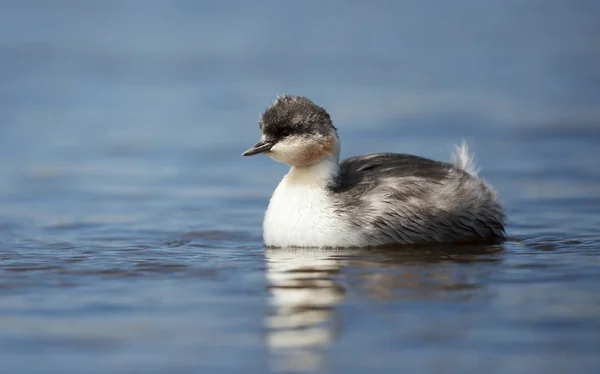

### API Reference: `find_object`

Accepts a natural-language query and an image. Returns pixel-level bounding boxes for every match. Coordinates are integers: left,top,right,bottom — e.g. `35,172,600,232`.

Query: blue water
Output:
1,1,599,373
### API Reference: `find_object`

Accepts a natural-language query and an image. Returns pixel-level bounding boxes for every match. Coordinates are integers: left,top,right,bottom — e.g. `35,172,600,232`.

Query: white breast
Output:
263,175,361,248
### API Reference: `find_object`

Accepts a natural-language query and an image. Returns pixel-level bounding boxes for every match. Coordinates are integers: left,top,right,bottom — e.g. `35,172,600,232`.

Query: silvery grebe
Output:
243,95,505,248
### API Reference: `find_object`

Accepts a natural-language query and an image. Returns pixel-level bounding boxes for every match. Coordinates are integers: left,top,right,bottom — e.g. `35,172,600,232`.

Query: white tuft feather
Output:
451,140,479,176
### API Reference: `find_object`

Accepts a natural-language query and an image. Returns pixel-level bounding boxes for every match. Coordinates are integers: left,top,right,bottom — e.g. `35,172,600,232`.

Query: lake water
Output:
1,1,599,373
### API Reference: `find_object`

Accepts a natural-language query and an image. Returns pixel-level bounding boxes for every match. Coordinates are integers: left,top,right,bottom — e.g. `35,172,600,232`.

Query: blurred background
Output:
0,1,599,374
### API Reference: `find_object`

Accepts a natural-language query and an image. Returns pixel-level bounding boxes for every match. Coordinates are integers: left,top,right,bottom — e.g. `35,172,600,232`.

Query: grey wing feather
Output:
331,153,505,245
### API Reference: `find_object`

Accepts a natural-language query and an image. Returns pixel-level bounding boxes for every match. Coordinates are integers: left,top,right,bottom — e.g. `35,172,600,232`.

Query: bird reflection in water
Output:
264,248,348,372
264,244,503,372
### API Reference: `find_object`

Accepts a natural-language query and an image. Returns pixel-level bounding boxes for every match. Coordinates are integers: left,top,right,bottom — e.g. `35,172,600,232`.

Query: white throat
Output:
286,156,340,187
263,154,363,248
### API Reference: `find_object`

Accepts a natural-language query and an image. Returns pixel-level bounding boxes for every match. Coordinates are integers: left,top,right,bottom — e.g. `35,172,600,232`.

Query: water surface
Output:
1,1,599,373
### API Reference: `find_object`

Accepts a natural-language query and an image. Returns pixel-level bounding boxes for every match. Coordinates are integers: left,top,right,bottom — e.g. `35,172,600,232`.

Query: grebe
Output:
242,95,505,248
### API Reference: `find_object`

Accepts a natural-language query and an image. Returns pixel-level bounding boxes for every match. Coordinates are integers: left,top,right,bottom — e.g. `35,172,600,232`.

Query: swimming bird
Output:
242,95,506,248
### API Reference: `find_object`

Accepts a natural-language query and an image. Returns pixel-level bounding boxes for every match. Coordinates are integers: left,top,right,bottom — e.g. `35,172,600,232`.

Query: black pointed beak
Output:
241,140,274,156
